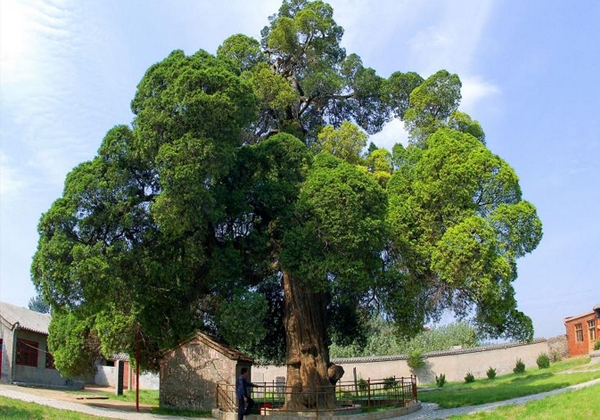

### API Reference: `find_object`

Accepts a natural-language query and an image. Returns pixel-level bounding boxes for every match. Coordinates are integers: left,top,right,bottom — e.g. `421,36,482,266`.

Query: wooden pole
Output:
136,331,140,412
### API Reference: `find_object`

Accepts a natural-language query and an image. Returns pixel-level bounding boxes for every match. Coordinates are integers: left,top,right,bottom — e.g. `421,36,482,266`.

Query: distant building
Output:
160,331,253,411
564,303,600,356
0,301,78,388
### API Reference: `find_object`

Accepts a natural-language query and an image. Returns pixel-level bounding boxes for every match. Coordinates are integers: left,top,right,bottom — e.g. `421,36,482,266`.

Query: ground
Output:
0,357,598,419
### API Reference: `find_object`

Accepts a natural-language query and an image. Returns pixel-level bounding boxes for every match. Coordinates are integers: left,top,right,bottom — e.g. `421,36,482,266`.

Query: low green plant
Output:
486,367,497,379
357,378,368,392
513,358,526,374
435,373,446,388
595,340,600,351
383,376,397,390
407,350,426,370
464,372,475,383
537,353,550,369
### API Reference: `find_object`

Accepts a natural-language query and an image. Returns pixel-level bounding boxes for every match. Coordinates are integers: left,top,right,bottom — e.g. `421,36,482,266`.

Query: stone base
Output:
590,350,600,365
212,402,421,420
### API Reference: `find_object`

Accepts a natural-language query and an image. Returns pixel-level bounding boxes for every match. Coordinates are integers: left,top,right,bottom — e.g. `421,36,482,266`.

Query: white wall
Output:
254,339,560,385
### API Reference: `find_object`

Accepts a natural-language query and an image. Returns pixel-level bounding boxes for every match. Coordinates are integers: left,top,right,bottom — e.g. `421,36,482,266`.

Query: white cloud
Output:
369,119,409,151
460,76,501,113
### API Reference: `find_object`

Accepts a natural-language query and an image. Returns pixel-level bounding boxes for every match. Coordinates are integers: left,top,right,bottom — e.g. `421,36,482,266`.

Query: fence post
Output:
367,378,371,408
412,375,417,400
401,377,405,405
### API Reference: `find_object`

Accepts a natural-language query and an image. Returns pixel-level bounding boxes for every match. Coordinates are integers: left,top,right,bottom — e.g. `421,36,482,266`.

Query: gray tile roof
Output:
0,301,51,335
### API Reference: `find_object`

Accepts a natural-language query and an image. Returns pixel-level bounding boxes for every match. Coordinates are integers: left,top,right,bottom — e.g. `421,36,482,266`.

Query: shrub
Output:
383,376,397,390
513,358,526,374
357,378,368,392
595,341,600,351
550,350,562,362
464,372,475,383
537,353,550,369
407,350,426,370
435,373,446,388
486,367,496,379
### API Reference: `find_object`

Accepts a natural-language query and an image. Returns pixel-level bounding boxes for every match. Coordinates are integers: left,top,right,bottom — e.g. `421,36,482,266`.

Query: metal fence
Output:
216,376,418,414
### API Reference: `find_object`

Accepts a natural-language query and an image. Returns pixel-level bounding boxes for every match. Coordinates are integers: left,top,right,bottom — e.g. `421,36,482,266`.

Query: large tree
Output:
32,0,542,410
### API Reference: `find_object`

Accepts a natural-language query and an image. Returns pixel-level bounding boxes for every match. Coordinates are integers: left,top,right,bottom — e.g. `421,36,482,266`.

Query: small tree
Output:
514,359,526,374
536,353,550,369
464,372,475,383
486,367,497,379
435,373,446,388
407,350,426,371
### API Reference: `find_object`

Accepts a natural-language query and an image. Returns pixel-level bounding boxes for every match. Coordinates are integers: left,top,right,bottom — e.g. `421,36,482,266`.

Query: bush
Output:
486,367,496,379
435,373,446,388
407,350,426,370
357,378,368,392
464,372,475,383
383,376,397,390
595,341,600,351
513,358,526,374
537,353,550,369
550,350,562,362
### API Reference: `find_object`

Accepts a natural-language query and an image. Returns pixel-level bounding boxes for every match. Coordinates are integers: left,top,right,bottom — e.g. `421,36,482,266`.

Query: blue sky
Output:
1,0,598,339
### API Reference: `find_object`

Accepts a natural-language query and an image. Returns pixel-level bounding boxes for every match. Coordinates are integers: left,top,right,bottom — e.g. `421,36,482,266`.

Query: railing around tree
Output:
216,376,418,414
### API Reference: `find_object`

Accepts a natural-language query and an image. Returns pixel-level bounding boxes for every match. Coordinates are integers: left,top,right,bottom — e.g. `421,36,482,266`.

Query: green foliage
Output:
595,341,600,351
357,377,368,392
383,376,397,390
216,289,268,350
329,319,480,358
31,0,543,371
314,121,367,164
550,350,563,362
28,294,50,314
435,373,446,388
486,367,497,379
407,350,425,371
537,353,550,369
464,372,475,383
47,311,99,377
514,358,526,374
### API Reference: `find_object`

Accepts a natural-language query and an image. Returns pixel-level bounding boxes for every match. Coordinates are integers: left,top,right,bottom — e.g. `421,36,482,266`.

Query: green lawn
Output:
448,383,600,420
419,357,600,408
69,389,159,406
0,396,113,420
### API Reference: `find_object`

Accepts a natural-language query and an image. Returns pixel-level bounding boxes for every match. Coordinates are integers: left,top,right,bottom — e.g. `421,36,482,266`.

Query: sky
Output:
1,0,599,340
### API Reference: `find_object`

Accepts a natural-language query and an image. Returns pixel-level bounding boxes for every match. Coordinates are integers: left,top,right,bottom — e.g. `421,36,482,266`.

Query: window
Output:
16,339,38,367
45,347,55,369
575,324,584,342
589,320,596,341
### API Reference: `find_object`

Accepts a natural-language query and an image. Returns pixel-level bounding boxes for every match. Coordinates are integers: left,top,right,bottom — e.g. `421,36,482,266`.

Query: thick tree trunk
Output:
282,270,341,410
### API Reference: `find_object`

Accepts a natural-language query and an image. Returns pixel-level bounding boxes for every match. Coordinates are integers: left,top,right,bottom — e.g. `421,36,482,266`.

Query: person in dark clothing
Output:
236,367,258,420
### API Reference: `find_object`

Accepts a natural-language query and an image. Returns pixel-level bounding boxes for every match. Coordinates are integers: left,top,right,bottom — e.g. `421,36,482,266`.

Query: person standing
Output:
236,367,258,420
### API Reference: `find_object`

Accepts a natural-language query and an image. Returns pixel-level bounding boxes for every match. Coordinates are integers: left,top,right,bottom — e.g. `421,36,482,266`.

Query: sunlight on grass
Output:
448,383,600,419
419,357,599,408
0,396,113,420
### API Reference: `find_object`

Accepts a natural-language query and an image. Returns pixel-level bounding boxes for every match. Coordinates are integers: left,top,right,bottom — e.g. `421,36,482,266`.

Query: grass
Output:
151,406,212,417
419,357,600,408
68,389,159,406
0,396,113,420
447,383,600,420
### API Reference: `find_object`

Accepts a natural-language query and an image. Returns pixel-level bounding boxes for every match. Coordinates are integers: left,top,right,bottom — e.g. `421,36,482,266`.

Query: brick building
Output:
564,302,600,356
159,332,253,411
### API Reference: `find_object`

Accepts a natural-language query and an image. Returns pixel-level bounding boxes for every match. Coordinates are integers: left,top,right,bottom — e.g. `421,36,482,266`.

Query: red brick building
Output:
564,302,600,356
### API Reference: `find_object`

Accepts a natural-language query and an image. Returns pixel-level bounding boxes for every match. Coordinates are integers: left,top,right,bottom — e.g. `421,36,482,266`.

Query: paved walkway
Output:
1,378,600,420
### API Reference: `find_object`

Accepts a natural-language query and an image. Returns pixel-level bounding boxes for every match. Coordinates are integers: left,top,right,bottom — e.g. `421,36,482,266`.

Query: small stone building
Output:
0,301,78,388
160,332,253,411
564,303,600,356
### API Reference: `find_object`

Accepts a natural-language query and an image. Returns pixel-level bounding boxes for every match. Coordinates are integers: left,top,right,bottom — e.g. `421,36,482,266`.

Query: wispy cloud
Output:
0,149,25,197
460,76,501,114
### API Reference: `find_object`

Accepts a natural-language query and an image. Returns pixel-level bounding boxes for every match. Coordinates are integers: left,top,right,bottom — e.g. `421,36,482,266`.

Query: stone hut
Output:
160,332,253,411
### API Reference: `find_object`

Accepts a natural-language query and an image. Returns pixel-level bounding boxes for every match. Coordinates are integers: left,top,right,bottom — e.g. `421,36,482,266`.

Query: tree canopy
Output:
32,0,541,402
